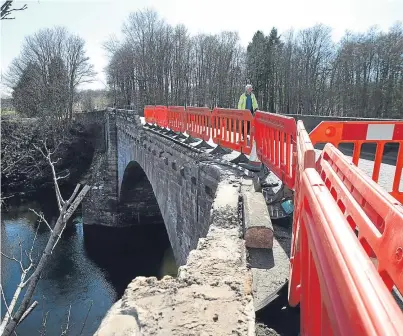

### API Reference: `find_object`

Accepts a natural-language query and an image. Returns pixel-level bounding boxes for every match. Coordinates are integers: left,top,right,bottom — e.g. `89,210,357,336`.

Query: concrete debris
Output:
94,179,255,336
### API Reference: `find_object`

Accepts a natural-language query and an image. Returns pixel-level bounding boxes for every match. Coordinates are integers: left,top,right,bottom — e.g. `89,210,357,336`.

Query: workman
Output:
238,84,258,115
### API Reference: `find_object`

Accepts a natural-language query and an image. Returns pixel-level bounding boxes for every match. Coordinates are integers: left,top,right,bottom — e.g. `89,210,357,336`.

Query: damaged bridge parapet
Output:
94,180,256,336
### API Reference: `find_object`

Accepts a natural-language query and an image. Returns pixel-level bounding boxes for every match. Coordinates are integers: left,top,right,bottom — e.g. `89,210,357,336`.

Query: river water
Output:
1,199,177,335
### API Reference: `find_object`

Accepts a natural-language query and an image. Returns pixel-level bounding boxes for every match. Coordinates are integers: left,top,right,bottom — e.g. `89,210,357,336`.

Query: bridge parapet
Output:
95,179,256,335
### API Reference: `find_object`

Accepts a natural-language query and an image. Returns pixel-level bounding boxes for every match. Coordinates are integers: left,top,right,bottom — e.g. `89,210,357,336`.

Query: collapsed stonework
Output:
95,179,256,336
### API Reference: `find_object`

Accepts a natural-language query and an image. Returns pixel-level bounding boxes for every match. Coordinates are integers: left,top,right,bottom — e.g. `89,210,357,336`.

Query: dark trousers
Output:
241,110,254,140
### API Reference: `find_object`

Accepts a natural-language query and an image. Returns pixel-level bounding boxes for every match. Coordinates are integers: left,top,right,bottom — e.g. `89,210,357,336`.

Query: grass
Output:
1,109,19,117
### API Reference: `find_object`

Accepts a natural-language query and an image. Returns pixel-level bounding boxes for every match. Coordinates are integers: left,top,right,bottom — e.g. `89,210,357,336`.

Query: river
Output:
1,198,177,335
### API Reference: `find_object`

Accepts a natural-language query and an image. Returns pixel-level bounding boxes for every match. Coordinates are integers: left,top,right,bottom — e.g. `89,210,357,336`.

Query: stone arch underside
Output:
117,129,220,266
119,161,164,227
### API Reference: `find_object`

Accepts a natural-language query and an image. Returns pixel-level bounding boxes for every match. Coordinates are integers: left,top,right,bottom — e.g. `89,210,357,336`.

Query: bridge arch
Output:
81,110,224,265
117,148,187,264
119,161,165,227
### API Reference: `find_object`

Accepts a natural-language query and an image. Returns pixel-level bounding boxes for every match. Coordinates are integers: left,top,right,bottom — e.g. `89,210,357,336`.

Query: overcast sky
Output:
1,0,402,94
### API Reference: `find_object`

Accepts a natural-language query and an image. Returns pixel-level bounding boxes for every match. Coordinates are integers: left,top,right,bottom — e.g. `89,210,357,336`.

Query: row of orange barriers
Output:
289,121,403,335
145,104,403,335
145,106,295,187
145,105,254,155
146,105,403,202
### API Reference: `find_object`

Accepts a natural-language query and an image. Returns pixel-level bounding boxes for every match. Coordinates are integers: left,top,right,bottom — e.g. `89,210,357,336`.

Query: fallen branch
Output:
17,301,38,325
0,141,90,336
79,300,93,336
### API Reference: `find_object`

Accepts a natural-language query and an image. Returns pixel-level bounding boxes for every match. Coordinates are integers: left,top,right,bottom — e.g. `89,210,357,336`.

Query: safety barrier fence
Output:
168,106,186,133
211,108,254,154
144,105,155,124
310,121,403,203
155,105,168,128
145,105,254,154
145,106,403,199
186,107,211,141
290,168,403,335
254,111,297,189
144,105,403,334
289,121,403,335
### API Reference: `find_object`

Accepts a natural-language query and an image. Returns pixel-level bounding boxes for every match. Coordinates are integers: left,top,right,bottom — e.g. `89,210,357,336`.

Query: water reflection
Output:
1,200,177,335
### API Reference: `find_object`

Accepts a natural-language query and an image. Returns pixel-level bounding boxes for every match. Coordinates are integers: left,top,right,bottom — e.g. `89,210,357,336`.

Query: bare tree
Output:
1,0,27,20
6,27,96,119
105,9,245,110
0,140,90,336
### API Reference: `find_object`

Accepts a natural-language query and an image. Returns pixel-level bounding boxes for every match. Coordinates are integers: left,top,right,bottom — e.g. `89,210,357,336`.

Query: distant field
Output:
0,109,18,116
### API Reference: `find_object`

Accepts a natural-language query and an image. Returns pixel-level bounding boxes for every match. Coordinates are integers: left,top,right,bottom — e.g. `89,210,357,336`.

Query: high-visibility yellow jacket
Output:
238,93,258,111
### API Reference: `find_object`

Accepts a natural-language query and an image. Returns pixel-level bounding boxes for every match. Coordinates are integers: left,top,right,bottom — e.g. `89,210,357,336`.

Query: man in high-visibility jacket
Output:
238,84,258,115
238,84,258,139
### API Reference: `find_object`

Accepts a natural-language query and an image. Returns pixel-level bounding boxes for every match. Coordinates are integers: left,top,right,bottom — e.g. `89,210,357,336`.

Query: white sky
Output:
1,0,402,94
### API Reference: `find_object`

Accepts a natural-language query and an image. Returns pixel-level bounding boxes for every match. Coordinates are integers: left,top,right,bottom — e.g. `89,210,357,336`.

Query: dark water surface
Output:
1,200,177,335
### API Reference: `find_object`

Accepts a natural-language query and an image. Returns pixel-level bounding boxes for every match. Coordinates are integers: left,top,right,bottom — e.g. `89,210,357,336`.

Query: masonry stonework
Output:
82,109,227,265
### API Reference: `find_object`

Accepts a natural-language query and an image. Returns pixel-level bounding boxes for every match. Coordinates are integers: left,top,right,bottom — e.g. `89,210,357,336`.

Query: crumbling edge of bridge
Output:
94,178,256,335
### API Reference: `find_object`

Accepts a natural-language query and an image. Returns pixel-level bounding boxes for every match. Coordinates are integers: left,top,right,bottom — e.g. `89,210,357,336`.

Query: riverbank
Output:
1,116,98,199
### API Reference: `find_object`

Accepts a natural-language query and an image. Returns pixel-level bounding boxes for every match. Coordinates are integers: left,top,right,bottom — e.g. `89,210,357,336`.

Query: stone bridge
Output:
80,108,288,335
78,108,401,335
81,109,273,265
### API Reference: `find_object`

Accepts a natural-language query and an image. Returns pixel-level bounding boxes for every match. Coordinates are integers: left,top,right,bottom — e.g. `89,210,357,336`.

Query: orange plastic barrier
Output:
211,108,253,154
290,168,403,335
186,107,211,141
168,106,186,133
254,111,297,189
144,105,155,124
310,121,403,203
316,144,403,293
155,105,168,128
289,121,316,308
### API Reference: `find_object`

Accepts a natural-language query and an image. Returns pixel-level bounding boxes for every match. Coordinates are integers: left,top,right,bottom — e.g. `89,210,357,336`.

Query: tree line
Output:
247,24,403,118
6,9,403,118
105,10,244,110
106,9,403,118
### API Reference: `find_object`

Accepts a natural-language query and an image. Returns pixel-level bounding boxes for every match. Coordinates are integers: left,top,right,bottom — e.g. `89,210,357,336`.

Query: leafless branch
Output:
33,142,65,211
60,304,71,336
29,208,53,232
79,300,93,336
17,301,38,325
1,153,90,335
1,252,19,264
56,170,70,181
52,185,90,251
1,1,27,20
0,286,12,319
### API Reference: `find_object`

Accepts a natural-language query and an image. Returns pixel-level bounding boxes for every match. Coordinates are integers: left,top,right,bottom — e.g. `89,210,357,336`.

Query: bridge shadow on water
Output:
83,160,177,299
83,223,175,298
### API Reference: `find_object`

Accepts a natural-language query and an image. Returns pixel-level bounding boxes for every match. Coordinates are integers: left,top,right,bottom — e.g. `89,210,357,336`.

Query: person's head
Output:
245,84,253,94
